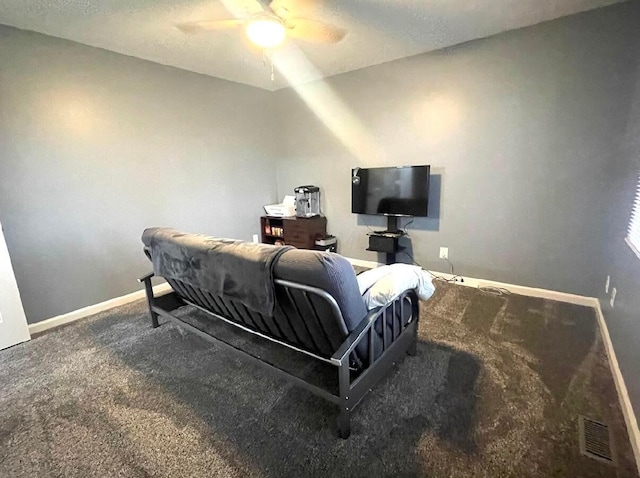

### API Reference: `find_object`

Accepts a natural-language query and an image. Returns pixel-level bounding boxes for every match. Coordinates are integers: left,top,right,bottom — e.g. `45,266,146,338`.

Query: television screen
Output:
352,165,430,216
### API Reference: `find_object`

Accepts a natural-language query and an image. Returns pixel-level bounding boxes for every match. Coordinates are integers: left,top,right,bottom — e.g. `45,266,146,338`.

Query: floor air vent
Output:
579,416,615,465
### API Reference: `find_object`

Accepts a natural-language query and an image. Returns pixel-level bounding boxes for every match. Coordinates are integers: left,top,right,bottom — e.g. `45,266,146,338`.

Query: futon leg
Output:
150,310,159,328
407,335,418,356
338,361,351,439
140,273,160,328
338,408,351,439
407,305,420,356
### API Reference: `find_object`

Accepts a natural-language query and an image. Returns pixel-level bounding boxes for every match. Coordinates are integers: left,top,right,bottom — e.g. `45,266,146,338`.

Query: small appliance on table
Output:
315,235,338,253
294,185,321,218
264,195,296,217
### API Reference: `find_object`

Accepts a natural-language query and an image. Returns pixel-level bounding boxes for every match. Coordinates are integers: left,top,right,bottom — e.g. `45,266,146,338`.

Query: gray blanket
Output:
142,228,292,316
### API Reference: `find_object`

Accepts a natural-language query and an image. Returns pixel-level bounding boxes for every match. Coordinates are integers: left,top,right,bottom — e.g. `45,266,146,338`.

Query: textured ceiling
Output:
0,0,623,91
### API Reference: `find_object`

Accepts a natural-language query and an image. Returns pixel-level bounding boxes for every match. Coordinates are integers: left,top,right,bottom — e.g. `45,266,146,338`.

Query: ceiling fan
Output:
176,0,346,49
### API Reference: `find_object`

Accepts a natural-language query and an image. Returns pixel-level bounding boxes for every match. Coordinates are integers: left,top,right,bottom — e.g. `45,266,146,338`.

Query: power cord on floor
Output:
401,249,464,284
428,255,464,283
478,286,512,296
433,273,465,283
399,244,512,295
444,258,454,275
365,216,467,286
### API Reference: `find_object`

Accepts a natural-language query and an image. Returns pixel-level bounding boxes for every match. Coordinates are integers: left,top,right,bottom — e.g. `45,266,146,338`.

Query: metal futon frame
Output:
140,272,420,438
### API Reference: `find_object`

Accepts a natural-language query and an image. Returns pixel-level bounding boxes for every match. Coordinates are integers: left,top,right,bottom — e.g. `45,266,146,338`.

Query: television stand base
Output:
367,216,408,265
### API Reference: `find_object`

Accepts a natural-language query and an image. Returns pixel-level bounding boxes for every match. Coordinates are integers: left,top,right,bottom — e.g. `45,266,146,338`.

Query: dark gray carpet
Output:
1,281,638,477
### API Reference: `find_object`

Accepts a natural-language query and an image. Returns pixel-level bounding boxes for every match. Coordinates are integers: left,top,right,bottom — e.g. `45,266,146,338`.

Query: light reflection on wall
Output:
46,91,101,136
272,44,382,163
413,93,462,143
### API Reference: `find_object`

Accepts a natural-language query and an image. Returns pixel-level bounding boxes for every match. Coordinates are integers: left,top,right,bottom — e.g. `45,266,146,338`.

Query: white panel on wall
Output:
0,221,30,350
626,172,640,260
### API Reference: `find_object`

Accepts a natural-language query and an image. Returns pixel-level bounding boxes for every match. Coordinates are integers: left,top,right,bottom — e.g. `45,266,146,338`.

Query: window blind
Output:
626,172,640,259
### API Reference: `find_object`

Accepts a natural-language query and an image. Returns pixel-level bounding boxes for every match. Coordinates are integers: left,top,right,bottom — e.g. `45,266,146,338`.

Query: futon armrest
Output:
330,307,384,364
138,271,155,283
331,289,419,365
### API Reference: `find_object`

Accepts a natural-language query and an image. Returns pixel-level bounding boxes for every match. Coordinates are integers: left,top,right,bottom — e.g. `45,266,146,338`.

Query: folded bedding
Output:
357,263,435,310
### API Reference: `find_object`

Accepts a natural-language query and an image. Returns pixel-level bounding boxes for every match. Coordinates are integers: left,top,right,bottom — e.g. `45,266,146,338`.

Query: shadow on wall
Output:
356,174,442,232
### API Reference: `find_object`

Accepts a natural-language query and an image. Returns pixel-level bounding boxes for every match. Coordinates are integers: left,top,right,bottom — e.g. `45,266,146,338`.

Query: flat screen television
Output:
352,165,430,217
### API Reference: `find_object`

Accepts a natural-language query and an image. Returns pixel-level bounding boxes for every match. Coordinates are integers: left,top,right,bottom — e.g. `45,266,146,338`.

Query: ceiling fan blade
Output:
255,0,274,11
175,19,244,34
269,0,320,18
285,18,346,44
216,0,264,17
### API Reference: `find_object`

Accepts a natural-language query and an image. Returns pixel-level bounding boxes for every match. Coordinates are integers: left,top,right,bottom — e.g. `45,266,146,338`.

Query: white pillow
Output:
357,264,436,309
356,264,396,295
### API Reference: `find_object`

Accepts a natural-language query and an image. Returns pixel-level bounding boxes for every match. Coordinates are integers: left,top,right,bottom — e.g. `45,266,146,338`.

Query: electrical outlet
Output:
252,234,259,243
0,311,3,324
605,275,610,294
610,287,617,308
439,247,449,260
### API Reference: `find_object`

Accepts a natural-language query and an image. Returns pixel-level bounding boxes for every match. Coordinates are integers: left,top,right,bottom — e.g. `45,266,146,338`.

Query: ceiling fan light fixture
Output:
246,17,286,49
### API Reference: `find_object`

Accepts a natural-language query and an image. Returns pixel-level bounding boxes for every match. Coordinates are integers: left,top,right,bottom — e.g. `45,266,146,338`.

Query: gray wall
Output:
599,50,640,415
2,5,639,422
274,1,640,297
0,25,278,323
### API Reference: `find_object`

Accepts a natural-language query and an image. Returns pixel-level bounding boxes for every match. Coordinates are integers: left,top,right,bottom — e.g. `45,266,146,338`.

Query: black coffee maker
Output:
294,185,321,218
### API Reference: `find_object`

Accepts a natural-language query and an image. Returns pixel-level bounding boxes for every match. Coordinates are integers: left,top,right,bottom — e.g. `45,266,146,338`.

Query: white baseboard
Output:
440,272,596,306
592,300,640,474
28,282,171,335
346,258,594,306
347,257,640,471
27,259,640,472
